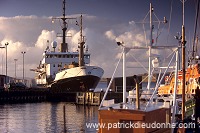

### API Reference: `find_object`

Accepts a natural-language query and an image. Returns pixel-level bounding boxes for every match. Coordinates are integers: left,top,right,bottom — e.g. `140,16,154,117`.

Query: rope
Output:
153,12,161,44
167,0,174,43
143,11,150,46
192,0,200,58
99,51,123,109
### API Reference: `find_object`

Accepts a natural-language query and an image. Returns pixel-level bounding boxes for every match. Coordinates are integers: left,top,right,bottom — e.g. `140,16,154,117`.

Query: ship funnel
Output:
60,42,68,52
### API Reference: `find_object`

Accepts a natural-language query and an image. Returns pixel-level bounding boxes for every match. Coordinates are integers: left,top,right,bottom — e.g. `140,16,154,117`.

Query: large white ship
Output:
31,0,104,92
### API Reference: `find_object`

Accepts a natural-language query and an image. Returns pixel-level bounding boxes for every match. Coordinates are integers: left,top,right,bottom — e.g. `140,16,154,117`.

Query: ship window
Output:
58,55,61,58
53,64,55,67
84,55,90,59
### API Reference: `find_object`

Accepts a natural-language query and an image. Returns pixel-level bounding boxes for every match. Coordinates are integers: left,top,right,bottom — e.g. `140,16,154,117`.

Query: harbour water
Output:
0,102,98,133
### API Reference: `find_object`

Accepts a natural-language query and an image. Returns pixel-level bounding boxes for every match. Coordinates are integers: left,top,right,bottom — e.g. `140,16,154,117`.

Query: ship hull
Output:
50,66,104,92
50,75,101,92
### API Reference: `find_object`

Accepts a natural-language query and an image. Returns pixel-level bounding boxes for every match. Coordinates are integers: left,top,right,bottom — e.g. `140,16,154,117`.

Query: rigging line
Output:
198,0,200,36
143,24,148,46
167,0,174,43
196,37,199,54
166,48,178,59
143,10,150,22
142,11,150,46
156,24,167,44
153,12,160,22
99,51,123,109
153,12,161,44
129,53,148,72
192,0,200,58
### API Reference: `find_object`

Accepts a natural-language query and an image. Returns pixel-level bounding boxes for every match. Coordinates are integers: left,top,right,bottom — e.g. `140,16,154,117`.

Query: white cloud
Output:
0,14,179,79
105,30,116,41
35,30,56,49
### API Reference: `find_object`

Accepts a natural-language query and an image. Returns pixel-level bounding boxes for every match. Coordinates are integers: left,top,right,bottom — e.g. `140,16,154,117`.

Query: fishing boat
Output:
98,3,182,133
158,1,200,96
31,0,104,92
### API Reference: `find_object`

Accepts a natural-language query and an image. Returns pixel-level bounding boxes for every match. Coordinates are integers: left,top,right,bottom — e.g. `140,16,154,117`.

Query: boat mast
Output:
122,47,127,104
61,0,68,52
181,0,186,122
147,3,153,90
52,0,76,52
78,15,85,67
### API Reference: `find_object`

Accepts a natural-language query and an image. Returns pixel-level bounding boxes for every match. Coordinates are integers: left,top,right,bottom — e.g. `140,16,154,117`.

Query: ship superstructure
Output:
32,0,104,92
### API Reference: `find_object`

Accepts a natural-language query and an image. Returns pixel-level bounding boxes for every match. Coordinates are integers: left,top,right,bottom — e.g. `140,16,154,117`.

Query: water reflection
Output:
0,102,98,133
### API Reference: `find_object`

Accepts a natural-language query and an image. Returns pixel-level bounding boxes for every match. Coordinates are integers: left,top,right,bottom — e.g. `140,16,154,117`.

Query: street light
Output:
0,46,5,75
21,51,26,83
14,59,18,81
5,42,9,83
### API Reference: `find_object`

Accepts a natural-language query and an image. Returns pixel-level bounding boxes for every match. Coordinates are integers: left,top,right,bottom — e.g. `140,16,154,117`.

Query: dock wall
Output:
0,89,123,105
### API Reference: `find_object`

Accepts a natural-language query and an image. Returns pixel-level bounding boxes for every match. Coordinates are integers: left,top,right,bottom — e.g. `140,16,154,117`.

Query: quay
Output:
0,88,123,105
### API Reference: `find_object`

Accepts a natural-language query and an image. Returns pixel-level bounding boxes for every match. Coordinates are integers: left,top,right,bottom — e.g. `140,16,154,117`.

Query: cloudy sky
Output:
0,0,198,79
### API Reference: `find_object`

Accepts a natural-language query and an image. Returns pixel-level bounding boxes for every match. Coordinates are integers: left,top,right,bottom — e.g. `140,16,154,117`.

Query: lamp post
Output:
0,46,5,75
14,59,18,81
5,42,9,83
21,51,26,83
